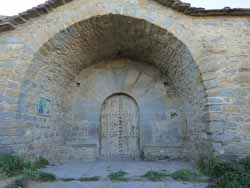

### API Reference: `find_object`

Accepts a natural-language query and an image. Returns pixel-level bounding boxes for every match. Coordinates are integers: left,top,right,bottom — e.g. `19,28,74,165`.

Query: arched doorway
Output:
16,14,209,162
100,94,140,160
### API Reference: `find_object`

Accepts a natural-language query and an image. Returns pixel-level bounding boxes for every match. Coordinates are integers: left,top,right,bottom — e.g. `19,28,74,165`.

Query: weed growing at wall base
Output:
142,169,205,182
0,155,28,177
171,169,204,182
0,155,50,178
0,154,56,188
198,156,250,188
108,171,128,182
79,176,100,182
142,171,169,181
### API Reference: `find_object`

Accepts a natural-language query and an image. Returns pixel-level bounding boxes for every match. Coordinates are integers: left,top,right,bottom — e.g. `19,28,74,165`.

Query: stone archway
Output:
0,0,249,163
10,14,209,162
100,93,140,160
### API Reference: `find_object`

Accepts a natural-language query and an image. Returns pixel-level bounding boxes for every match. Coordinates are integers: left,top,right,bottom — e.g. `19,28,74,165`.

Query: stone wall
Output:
0,0,249,162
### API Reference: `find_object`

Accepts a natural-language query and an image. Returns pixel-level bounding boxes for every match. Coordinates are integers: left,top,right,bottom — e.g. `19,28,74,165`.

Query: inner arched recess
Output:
19,14,210,162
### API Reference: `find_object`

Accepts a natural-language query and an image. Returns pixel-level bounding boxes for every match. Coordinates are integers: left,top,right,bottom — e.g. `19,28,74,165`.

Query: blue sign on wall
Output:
37,97,51,116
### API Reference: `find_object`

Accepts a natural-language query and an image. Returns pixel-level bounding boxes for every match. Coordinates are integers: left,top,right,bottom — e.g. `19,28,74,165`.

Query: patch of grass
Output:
170,169,203,182
61,178,76,182
32,157,49,169
198,156,250,188
4,177,28,188
142,171,169,181
239,156,250,170
108,171,128,182
79,176,100,182
0,154,50,178
198,157,240,179
0,155,27,177
60,177,100,182
32,172,56,182
23,168,56,182
0,154,54,188
212,171,250,188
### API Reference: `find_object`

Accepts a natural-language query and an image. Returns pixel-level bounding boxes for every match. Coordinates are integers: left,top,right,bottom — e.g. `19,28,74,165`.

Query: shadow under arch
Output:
17,14,210,162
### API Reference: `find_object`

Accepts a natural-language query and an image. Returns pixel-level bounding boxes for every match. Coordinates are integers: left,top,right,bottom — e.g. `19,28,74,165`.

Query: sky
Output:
0,0,250,16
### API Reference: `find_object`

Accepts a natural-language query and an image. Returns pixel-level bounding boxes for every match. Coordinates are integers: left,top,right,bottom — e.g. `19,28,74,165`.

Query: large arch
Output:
13,14,210,163
0,0,250,163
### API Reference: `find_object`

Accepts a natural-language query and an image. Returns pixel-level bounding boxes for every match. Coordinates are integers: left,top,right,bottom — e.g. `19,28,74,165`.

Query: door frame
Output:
98,92,141,159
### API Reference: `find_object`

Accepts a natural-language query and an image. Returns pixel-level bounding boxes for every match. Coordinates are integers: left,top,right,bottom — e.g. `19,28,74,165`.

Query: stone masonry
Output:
0,0,250,163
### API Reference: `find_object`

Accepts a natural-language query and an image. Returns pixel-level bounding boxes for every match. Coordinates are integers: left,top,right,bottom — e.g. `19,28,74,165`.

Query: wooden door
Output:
101,94,139,160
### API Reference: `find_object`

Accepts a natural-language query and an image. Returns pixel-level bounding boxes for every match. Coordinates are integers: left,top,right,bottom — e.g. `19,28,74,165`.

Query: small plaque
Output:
37,97,51,116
